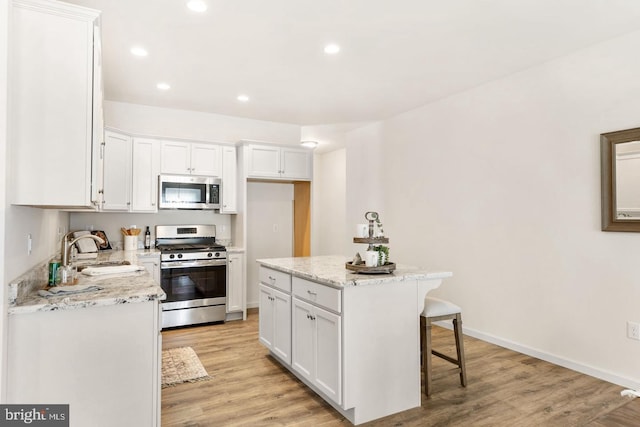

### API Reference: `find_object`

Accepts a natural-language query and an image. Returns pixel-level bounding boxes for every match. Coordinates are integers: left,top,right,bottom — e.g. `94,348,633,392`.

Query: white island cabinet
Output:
258,266,292,364
256,255,452,425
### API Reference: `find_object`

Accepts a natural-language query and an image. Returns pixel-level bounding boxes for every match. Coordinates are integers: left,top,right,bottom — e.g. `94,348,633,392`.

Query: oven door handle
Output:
161,259,227,269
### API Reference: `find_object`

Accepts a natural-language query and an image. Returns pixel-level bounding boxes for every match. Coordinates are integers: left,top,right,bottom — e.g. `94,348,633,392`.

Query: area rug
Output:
161,346,211,388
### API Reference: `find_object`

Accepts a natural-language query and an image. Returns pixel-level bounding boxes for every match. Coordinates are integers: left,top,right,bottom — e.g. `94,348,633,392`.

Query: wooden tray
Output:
345,261,396,274
352,237,389,244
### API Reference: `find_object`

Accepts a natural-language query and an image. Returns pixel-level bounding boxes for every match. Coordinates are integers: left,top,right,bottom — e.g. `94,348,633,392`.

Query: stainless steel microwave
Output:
158,174,221,210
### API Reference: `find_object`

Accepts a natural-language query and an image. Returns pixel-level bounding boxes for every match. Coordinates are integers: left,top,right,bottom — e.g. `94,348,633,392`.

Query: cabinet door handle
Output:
307,290,317,296
268,276,276,282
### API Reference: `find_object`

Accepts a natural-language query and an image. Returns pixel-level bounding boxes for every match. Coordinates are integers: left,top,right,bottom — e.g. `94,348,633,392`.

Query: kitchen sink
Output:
76,260,131,272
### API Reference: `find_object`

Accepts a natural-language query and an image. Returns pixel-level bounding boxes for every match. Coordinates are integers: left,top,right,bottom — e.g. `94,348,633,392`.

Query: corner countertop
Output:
256,255,452,288
8,250,165,315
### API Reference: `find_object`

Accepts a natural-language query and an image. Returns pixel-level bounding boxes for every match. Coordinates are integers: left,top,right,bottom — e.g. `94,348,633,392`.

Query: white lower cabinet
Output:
7,301,161,427
227,252,244,313
138,252,160,284
258,269,342,406
258,283,291,364
292,281,342,405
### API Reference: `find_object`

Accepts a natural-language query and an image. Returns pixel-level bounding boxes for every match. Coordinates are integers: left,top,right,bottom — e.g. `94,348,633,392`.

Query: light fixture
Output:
324,43,340,55
237,94,249,102
157,82,171,90
301,140,318,149
187,0,207,12
130,46,148,57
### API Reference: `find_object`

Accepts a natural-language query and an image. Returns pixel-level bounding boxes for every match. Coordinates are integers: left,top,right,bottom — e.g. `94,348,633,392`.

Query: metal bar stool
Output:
420,296,467,396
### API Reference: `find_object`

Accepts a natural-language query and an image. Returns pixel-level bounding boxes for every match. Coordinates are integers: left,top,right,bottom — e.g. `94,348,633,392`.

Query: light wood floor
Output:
162,310,640,426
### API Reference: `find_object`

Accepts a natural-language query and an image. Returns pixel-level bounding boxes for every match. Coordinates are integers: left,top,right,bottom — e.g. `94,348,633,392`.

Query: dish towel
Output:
38,284,104,297
80,265,146,276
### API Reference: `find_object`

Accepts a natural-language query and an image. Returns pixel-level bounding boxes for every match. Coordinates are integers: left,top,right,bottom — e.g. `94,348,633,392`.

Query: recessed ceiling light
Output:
301,140,318,148
187,0,207,12
237,94,249,102
324,44,340,55
130,46,148,57
157,82,171,90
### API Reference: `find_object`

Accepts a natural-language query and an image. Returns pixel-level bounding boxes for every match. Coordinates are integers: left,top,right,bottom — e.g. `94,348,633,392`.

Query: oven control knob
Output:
207,252,213,257
177,254,183,259
215,252,220,258
169,254,175,259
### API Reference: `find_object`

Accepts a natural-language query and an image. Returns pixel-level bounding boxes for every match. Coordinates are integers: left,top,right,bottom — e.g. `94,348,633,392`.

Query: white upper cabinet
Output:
101,131,132,211
97,131,160,213
247,145,281,178
161,141,221,176
10,0,102,208
221,146,237,213
132,138,161,212
246,144,312,181
191,143,221,176
160,141,190,175
281,148,312,179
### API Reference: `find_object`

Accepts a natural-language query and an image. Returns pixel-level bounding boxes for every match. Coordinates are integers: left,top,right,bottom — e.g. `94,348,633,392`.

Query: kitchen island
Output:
256,255,452,425
7,250,165,427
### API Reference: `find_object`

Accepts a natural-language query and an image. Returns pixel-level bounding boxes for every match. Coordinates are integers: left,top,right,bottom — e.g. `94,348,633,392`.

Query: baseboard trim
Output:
434,321,640,390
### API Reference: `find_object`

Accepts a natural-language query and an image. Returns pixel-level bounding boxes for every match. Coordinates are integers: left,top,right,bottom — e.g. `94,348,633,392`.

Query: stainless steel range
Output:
156,224,226,328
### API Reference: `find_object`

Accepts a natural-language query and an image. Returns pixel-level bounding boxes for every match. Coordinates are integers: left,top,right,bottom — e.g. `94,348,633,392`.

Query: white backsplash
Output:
69,211,233,247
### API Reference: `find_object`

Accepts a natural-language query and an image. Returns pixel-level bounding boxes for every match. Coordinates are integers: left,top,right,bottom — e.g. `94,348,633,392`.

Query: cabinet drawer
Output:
259,266,291,293
292,277,341,314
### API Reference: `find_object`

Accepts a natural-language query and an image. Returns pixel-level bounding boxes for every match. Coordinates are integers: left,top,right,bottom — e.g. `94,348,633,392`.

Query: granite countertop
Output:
9,249,165,315
256,255,452,288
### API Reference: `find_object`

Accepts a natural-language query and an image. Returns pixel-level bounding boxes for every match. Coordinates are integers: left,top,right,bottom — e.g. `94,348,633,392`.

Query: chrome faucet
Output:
61,231,105,267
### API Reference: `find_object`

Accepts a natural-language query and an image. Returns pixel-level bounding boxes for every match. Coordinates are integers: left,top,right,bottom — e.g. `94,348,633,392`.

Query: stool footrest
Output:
432,350,459,366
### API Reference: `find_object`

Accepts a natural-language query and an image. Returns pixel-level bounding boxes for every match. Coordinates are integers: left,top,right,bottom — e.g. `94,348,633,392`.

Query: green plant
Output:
376,245,389,265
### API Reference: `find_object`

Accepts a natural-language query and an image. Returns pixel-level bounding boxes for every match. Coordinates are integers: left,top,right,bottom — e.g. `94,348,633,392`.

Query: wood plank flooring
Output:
162,309,639,426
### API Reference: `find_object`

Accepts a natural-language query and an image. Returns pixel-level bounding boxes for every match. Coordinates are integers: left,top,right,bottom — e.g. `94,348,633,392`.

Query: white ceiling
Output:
66,0,640,126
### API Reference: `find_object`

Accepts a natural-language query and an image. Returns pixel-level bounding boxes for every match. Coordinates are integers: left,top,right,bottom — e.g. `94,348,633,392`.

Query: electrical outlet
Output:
627,321,640,340
27,233,32,255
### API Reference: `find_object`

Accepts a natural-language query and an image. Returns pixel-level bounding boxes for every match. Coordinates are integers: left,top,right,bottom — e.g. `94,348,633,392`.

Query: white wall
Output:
104,101,301,145
0,0,8,400
4,208,68,281
340,29,640,388
69,211,233,249
344,122,387,258
246,182,294,307
312,149,347,256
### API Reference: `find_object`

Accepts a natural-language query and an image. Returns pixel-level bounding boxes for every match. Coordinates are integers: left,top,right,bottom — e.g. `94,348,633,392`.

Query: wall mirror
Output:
601,127,640,232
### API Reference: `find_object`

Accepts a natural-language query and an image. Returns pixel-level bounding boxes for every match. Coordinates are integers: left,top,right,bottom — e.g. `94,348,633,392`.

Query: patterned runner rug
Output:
162,346,210,387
